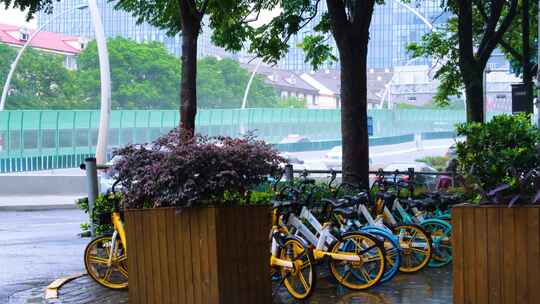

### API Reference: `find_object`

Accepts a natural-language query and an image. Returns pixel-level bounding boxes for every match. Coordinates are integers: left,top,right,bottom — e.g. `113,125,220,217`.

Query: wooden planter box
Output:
452,205,540,304
125,206,272,304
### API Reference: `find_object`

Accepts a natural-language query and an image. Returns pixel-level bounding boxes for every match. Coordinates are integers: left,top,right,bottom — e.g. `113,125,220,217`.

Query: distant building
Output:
279,0,449,71
0,23,83,69
300,70,388,109
242,64,319,107
37,1,235,59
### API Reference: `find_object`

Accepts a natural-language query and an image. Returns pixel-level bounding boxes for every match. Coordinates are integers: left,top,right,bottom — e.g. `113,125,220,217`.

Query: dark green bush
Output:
456,114,540,201
76,192,122,235
113,129,283,208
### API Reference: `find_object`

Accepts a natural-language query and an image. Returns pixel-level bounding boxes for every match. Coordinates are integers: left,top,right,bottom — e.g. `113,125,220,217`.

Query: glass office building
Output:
36,0,234,59
279,0,450,71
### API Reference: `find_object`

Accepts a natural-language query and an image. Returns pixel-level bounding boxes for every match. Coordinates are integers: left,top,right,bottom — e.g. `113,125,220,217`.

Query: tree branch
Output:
326,0,350,42
198,0,210,17
499,39,523,63
479,0,518,65
476,0,505,57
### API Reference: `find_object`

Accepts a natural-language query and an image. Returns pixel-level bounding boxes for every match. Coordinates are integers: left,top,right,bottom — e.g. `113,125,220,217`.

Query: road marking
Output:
44,273,86,299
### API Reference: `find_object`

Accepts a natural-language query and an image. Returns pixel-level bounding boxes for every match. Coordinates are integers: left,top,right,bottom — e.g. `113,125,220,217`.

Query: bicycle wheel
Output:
84,235,128,289
277,237,316,300
393,224,432,273
329,232,385,290
421,220,452,267
360,228,401,283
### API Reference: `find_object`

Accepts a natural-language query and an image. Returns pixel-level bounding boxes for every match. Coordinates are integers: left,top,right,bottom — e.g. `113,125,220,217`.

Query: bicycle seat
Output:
321,198,353,209
333,207,356,218
272,200,301,209
404,198,436,210
376,192,395,201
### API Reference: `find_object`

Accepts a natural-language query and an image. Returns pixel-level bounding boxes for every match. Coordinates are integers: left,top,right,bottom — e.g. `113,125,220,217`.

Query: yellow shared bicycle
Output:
83,191,128,289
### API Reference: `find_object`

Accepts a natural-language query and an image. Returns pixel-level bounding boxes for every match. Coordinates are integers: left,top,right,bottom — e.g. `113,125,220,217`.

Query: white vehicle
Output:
279,152,308,171
323,146,342,170
99,155,124,194
322,146,372,170
279,134,310,144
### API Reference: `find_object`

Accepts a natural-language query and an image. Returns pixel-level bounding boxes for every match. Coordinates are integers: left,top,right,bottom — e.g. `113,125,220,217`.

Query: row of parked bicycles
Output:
269,169,462,300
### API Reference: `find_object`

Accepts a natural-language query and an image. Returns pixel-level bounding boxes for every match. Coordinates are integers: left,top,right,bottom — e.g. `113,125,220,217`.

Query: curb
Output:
0,204,77,211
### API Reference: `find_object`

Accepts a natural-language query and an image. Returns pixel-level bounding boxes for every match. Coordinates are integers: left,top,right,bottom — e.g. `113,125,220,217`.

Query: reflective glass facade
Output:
279,0,449,71
37,0,233,59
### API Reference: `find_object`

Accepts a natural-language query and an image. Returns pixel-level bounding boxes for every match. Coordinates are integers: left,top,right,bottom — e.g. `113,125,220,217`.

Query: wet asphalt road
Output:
0,209,88,303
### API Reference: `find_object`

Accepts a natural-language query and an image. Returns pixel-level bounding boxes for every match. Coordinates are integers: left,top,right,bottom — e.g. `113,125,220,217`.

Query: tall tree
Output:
76,37,181,109
408,0,518,123
0,43,77,109
219,0,378,186
497,0,538,111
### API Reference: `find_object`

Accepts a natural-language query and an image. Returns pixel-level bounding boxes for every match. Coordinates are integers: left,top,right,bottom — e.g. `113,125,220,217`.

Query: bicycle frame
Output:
108,212,127,266
288,207,361,262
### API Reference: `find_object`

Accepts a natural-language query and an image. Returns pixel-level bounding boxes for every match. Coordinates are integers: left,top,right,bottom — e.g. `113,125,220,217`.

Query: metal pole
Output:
88,0,112,165
242,59,262,109
84,157,99,236
537,0,540,126
284,164,294,184
0,4,88,111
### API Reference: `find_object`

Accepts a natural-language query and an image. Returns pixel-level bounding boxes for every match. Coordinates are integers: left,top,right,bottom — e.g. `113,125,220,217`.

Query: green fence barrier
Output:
1,108,496,173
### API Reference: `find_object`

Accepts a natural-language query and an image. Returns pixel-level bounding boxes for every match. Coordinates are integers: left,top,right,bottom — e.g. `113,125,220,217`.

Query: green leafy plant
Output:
416,156,451,172
76,192,123,235
456,114,540,201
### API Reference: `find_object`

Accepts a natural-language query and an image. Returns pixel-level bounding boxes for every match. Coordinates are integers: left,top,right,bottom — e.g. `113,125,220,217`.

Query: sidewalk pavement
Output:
7,266,452,304
0,195,84,211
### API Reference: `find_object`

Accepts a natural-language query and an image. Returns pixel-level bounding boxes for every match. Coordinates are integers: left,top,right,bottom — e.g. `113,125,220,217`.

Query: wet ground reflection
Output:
274,265,452,304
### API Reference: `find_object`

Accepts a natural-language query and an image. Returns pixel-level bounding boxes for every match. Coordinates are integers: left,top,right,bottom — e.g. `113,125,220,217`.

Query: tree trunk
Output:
338,40,370,188
463,68,485,123
179,27,199,136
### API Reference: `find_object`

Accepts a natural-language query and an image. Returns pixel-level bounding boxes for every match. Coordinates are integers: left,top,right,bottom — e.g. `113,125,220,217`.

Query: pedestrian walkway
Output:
9,266,451,304
0,195,82,211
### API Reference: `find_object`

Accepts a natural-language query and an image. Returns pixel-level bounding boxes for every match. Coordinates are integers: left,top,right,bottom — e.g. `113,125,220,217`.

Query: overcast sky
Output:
0,5,277,30
0,6,37,28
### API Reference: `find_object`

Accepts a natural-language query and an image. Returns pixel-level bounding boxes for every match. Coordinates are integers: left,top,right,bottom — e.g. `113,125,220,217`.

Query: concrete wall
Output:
0,175,86,196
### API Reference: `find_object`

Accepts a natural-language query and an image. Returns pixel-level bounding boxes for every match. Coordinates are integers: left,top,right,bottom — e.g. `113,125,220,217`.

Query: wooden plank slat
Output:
452,207,464,304
190,209,202,304
182,209,195,303
174,209,187,303
165,209,179,304
474,208,488,304
227,206,241,303
527,207,540,304
515,207,529,303
136,211,148,304
198,207,210,304
257,206,272,304
501,207,516,304
486,207,502,304
206,208,220,303
462,207,476,304
125,211,139,304
142,211,155,304
150,210,163,303
157,209,171,303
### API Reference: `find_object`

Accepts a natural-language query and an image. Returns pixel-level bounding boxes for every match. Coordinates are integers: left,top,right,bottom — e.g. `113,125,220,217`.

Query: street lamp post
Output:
242,59,263,109
88,0,112,165
0,1,112,164
0,4,89,111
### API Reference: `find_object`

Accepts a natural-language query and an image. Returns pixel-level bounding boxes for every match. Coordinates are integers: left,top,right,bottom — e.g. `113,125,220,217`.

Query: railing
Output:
0,108,508,173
